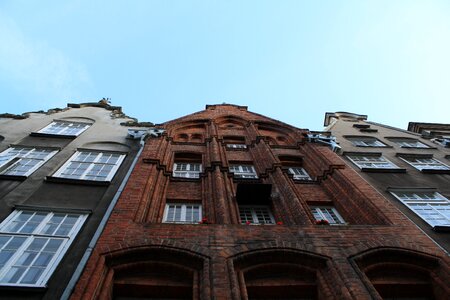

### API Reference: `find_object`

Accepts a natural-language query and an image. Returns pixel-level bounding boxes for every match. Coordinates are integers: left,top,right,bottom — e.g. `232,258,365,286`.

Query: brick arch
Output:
93,245,211,300
350,247,450,300
168,120,208,142
254,121,297,145
228,247,339,300
215,115,248,130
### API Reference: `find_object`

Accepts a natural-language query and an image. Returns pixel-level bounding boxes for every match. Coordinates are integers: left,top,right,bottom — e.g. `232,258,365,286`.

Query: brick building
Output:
324,112,450,252
0,101,146,299
70,105,449,299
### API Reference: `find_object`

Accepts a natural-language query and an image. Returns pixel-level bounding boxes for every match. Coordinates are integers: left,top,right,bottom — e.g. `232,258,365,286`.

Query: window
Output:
172,163,201,179
53,151,125,181
399,156,450,171
388,137,430,148
0,147,58,177
163,203,202,223
229,165,258,179
37,121,90,136
390,191,450,227
226,144,247,149
431,137,450,148
346,154,399,169
239,205,275,224
288,167,312,180
346,137,387,147
310,207,345,225
0,210,86,286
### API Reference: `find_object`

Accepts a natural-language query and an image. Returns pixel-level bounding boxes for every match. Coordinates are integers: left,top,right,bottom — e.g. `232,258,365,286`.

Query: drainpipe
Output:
60,131,149,300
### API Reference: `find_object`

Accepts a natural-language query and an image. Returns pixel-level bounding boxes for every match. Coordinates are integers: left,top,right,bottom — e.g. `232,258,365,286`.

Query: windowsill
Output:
225,148,248,151
420,169,450,174
360,168,407,173
399,146,436,149
45,176,110,186
354,145,393,148
293,178,317,184
30,132,77,139
232,177,261,183
0,284,47,291
0,174,27,181
433,225,450,232
170,177,201,183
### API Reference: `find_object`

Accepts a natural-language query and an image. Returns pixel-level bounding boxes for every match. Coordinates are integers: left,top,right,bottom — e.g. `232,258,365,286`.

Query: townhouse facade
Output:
68,105,449,300
0,101,145,299
324,112,450,253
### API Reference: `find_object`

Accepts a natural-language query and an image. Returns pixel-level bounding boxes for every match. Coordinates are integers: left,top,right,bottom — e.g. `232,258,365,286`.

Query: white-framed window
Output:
346,154,399,169
399,156,450,171
431,137,450,148
37,121,90,136
53,151,125,181
239,205,275,224
163,203,202,223
229,165,258,179
390,191,450,227
0,147,58,177
226,144,247,149
288,167,312,180
388,138,430,148
346,137,387,147
172,163,202,179
310,207,345,225
0,210,87,287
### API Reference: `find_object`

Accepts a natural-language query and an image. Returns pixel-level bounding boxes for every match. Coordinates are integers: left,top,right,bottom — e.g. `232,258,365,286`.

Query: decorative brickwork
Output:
70,105,449,299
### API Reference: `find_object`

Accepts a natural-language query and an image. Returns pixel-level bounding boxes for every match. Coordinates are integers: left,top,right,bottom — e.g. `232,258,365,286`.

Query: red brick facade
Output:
70,105,449,299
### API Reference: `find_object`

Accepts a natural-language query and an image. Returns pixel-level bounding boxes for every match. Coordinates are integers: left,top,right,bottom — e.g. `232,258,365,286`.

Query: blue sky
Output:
0,0,449,130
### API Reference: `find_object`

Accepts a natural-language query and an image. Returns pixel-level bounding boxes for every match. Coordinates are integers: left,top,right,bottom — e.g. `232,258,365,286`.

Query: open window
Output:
236,184,274,225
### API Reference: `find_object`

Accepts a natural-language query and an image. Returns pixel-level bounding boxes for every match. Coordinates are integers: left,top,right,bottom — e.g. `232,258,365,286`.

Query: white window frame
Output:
229,164,258,179
389,138,430,148
399,156,450,171
226,144,247,149
239,205,275,225
346,154,400,169
390,191,450,228
347,137,387,147
172,163,202,179
163,203,202,224
288,167,312,181
0,210,87,287
310,206,345,225
0,147,58,177
53,151,126,181
37,121,91,136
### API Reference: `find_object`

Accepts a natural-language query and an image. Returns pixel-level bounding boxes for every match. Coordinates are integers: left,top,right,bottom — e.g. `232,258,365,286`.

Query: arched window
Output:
101,247,207,300
231,249,332,300
352,248,449,300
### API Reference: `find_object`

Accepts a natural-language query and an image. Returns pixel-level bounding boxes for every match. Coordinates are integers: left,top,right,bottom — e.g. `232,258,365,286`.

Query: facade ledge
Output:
30,132,77,139
360,168,407,173
45,176,110,186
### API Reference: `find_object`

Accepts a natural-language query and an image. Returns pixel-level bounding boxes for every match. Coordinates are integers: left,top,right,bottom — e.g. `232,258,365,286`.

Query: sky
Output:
0,0,449,131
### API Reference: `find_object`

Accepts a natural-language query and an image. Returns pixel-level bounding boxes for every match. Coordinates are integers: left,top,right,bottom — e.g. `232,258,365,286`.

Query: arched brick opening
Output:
230,248,334,300
351,247,450,300
99,246,209,300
